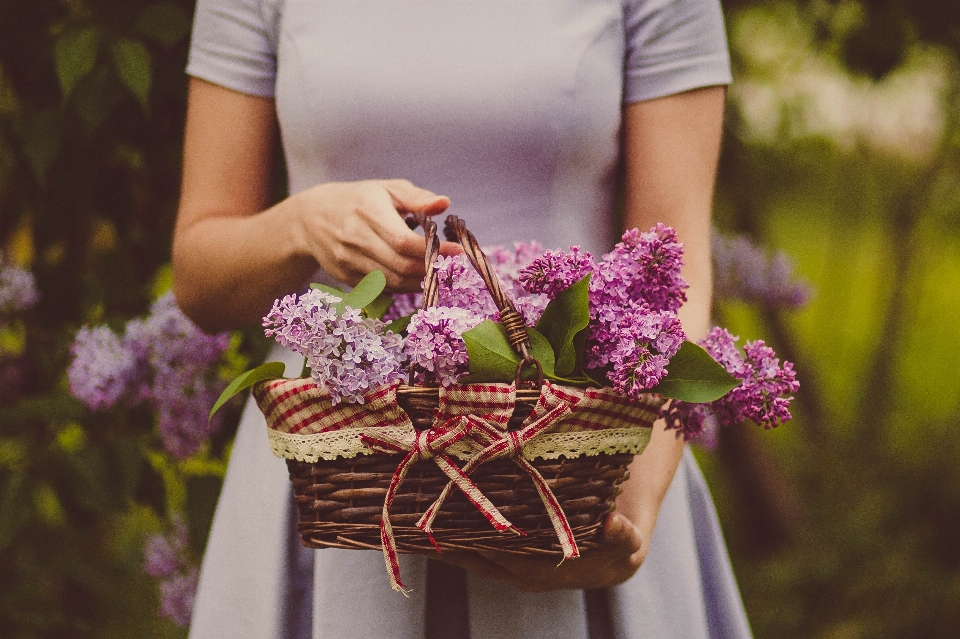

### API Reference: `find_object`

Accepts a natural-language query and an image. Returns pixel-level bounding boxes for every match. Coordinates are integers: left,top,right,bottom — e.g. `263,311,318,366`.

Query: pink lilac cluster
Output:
584,226,688,376
143,519,197,628
400,242,551,384
662,327,799,442
606,310,686,399
67,293,230,458
384,241,548,324
519,246,594,300
712,233,812,310
263,288,406,404
516,226,688,392
0,254,39,328
405,306,483,386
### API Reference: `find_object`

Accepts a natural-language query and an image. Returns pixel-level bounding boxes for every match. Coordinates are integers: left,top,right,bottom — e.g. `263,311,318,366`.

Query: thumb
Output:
601,513,643,552
384,179,451,216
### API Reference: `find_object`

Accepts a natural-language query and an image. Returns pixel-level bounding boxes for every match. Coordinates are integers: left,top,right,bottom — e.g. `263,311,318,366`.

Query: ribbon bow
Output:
361,420,520,593
417,388,582,562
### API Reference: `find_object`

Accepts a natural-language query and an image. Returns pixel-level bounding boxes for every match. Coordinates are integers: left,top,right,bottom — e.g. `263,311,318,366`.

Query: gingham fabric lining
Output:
254,379,663,461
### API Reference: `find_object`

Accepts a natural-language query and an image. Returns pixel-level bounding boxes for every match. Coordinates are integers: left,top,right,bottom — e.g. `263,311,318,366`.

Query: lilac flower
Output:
432,254,500,318
485,241,544,299
67,325,139,410
143,519,189,579
518,246,595,300
383,291,422,322
663,327,799,441
0,255,39,316
605,309,685,399
263,289,406,404
583,225,689,373
143,519,197,628
404,306,484,386
68,293,230,458
712,233,812,310
158,569,198,628
126,293,230,458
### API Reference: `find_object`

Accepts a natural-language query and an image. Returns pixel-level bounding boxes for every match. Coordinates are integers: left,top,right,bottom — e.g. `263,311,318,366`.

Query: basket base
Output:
287,453,634,556
298,521,606,556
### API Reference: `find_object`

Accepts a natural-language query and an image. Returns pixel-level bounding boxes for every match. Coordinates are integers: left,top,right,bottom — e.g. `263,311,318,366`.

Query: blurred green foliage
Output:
0,0,958,638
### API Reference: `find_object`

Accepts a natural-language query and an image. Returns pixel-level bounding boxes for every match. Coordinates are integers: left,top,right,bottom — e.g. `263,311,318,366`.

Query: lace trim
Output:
267,426,652,462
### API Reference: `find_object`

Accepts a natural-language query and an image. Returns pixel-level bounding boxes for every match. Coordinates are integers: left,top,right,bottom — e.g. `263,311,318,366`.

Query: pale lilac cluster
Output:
405,306,483,386
606,310,686,399
432,254,500,318
263,288,406,404
0,254,40,318
663,327,799,442
68,325,139,410
67,293,230,458
143,520,197,628
713,233,812,310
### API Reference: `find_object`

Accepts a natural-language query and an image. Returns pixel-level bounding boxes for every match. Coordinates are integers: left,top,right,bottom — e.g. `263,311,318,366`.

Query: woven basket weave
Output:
255,215,664,574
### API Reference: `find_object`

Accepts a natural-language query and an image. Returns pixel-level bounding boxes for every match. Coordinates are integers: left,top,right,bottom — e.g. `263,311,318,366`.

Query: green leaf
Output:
137,3,191,46
112,39,151,109
535,274,591,377
462,320,555,383
386,313,413,335
340,270,387,312
364,291,394,320
650,341,739,403
209,361,286,421
55,27,100,99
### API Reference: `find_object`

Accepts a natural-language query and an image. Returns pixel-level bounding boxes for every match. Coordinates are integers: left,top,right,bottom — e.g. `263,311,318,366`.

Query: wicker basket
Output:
253,215,664,589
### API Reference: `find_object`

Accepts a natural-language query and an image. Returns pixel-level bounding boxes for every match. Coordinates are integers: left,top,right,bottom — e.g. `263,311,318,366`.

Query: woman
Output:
172,0,751,637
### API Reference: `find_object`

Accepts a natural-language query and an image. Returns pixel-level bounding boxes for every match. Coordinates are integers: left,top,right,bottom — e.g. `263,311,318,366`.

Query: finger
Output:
600,513,644,553
383,179,451,216
438,240,464,257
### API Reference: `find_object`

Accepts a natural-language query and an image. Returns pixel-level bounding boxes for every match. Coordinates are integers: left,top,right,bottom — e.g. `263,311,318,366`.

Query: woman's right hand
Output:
173,79,459,332
291,179,456,292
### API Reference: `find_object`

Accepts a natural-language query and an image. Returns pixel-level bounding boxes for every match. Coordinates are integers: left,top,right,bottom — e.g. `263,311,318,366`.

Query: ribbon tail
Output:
514,456,580,560
381,452,415,592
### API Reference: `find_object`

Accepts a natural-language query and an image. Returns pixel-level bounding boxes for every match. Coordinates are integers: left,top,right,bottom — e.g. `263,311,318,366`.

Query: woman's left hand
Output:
432,512,651,592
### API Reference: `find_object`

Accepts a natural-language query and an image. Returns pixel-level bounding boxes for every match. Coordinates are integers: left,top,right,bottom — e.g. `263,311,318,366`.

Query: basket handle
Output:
404,213,543,387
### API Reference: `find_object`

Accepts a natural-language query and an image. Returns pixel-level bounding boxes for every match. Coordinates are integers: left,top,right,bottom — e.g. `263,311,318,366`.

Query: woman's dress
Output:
185,1,751,637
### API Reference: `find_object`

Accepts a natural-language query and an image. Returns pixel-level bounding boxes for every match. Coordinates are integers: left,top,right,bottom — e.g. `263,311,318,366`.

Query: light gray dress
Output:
185,1,750,637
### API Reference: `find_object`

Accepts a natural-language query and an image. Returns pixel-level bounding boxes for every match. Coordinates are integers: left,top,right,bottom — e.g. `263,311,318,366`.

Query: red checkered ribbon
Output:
417,382,584,562
360,418,520,593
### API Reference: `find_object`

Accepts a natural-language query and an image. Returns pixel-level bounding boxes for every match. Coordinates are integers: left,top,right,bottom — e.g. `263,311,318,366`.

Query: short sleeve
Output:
623,0,732,104
186,0,282,97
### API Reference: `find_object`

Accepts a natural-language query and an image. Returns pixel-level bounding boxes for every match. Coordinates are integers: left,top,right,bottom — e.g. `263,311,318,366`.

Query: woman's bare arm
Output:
173,78,454,333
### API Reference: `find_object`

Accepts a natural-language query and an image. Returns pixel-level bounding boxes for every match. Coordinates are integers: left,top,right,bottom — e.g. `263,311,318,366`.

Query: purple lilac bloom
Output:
485,241,544,299
127,293,230,458
0,254,39,316
383,291,422,322
158,569,198,628
518,246,595,300
606,309,686,399
143,519,189,579
663,327,799,441
432,254,499,318
405,306,484,386
67,325,139,410
584,225,689,372
263,288,406,404
712,233,812,310
68,293,230,458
